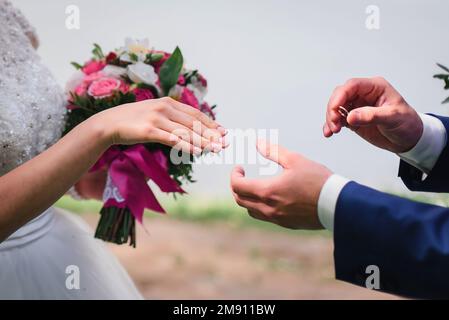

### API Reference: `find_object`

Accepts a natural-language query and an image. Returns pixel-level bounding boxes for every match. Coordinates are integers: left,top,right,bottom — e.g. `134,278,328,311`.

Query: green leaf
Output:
442,96,449,104
129,52,139,62
159,46,184,94
150,52,164,63
92,43,104,59
437,63,449,73
434,74,449,89
71,61,83,70
441,78,449,90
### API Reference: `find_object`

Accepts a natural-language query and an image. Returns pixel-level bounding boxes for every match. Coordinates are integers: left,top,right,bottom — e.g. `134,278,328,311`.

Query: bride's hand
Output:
91,97,227,155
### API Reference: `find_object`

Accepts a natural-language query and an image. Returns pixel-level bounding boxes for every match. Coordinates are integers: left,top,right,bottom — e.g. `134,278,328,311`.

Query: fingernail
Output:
193,147,202,155
220,137,229,148
211,142,222,152
217,126,228,136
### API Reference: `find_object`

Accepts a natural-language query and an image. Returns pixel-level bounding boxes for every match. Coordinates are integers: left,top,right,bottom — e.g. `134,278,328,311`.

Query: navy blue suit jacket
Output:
335,114,449,299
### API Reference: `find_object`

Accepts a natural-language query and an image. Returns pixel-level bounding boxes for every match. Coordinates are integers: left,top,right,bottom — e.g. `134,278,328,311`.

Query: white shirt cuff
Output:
317,174,350,232
398,113,447,174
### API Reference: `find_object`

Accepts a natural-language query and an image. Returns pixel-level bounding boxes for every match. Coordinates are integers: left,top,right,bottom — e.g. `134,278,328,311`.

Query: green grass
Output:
55,196,329,237
55,188,449,238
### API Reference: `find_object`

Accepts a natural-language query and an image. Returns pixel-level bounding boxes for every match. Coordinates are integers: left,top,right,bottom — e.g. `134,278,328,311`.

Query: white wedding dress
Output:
0,0,143,299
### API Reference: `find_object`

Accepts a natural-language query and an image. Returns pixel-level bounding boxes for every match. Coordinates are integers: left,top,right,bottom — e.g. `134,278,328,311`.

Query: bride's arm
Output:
0,97,225,242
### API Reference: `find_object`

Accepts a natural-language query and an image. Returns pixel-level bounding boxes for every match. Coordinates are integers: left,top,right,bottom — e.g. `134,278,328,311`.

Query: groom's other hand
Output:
231,140,332,229
324,77,423,153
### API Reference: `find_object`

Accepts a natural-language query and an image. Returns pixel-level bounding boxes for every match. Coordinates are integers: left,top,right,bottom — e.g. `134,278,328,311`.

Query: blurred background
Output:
13,0,449,299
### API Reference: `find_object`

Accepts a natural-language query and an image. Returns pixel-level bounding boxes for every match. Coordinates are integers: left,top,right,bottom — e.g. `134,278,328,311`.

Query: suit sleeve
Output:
399,114,449,192
334,181,449,298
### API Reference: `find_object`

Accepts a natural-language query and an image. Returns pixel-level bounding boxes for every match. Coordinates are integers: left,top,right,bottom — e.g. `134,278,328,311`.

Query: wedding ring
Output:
338,106,349,118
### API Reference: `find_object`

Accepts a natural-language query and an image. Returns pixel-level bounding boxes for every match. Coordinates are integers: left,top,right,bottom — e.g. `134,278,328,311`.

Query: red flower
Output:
133,88,154,101
180,88,199,109
200,102,216,120
177,75,186,85
106,52,118,63
197,73,208,88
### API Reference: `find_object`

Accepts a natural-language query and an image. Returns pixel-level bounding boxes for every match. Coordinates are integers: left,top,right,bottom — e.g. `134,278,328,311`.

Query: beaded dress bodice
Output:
0,0,66,176
0,1,66,246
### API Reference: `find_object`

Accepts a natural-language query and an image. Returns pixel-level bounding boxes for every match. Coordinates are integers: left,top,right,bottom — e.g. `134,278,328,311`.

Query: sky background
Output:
13,0,449,198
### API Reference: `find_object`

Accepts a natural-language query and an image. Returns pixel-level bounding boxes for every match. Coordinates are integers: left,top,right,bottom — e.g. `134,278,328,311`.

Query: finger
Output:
247,209,271,222
323,122,333,138
326,86,348,133
161,119,223,153
170,99,226,135
256,139,292,168
326,78,383,133
232,192,273,221
150,128,202,155
346,106,392,127
230,166,266,199
168,108,227,149
233,192,263,211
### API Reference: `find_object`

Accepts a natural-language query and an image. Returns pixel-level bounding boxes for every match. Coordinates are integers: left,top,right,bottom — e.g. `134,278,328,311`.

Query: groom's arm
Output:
324,180,449,299
317,113,449,298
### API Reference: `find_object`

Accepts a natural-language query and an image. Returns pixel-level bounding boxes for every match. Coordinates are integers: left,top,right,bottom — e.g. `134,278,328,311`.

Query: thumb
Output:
347,106,390,126
257,139,291,168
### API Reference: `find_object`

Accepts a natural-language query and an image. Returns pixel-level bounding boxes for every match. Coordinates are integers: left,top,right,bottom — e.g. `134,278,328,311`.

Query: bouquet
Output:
64,39,216,247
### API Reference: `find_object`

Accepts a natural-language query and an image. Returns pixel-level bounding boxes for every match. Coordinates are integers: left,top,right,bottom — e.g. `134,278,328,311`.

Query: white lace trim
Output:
102,173,125,203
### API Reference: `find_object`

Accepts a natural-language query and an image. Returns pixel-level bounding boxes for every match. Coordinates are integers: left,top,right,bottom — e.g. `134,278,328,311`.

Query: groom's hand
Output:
231,140,332,229
324,77,423,153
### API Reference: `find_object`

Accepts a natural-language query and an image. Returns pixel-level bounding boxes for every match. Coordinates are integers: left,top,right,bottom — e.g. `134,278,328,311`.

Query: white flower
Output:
65,70,85,93
125,38,150,51
127,61,158,86
168,85,183,100
187,77,208,104
120,38,151,63
102,65,127,78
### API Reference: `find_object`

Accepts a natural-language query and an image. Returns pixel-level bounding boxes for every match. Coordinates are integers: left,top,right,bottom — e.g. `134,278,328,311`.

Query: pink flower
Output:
74,84,88,96
119,81,130,94
180,88,199,109
133,88,154,101
71,72,106,97
66,104,79,111
87,77,121,99
83,71,105,84
82,60,106,75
